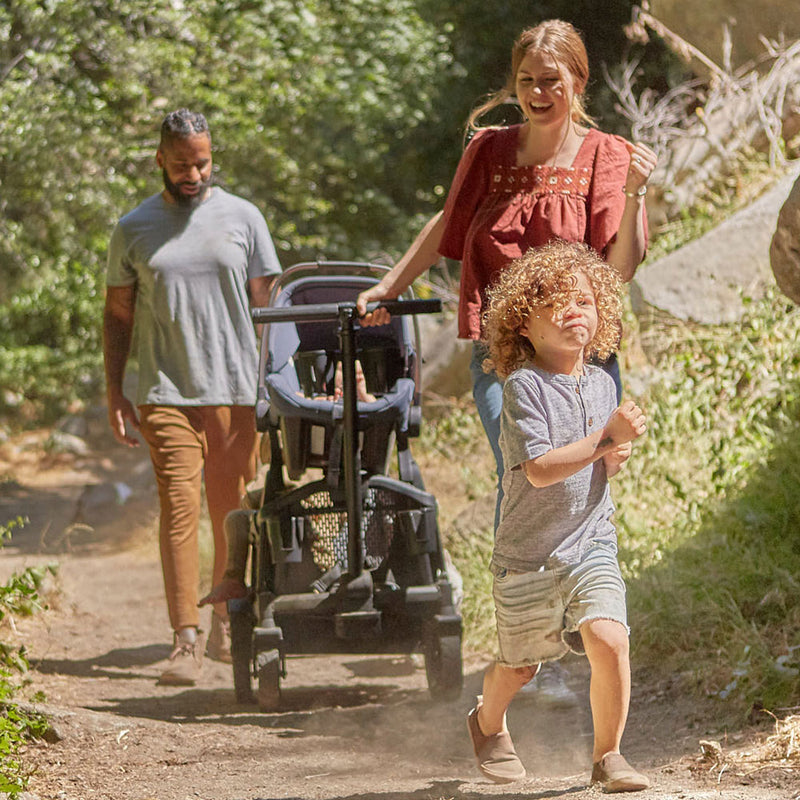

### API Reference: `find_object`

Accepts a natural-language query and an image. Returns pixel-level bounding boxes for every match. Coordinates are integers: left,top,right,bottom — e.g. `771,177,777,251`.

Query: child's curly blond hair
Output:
482,240,622,379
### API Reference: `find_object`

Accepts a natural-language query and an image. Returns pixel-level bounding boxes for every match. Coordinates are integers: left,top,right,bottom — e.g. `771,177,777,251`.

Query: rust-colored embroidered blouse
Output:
439,126,648,339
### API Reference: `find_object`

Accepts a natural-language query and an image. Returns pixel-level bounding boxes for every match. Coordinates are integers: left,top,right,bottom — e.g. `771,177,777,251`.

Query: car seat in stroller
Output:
226,262,463,710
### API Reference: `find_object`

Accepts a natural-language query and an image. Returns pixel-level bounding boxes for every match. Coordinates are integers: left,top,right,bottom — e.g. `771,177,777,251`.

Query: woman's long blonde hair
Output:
467,19,593,134
482,240,622,379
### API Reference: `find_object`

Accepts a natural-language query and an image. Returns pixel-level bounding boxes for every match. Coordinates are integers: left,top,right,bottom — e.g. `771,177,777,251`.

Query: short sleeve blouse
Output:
438,125,648,339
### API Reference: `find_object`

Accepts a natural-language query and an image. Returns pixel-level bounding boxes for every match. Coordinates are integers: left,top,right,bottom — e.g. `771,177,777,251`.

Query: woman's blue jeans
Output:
469,342,505,531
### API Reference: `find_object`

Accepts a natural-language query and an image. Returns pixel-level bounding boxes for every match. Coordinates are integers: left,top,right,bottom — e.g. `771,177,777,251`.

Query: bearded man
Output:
103,108,281,685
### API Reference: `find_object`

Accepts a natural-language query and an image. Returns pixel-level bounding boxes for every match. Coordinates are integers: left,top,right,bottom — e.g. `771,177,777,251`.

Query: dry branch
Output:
611,6,800,226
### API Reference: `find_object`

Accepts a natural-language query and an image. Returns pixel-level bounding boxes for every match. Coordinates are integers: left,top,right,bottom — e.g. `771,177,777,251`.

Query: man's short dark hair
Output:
159,109,210,150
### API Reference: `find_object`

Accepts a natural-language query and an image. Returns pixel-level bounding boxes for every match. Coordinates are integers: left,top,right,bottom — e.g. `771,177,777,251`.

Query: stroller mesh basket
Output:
264,477,438,591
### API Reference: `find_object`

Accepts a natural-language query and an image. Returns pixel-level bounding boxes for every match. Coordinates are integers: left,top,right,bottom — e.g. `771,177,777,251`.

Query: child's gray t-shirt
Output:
107,187,282,406
494,363,618,571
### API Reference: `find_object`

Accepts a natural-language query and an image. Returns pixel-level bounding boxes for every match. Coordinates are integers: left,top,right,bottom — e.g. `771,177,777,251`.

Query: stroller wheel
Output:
424,632,463,702
256,649,282,711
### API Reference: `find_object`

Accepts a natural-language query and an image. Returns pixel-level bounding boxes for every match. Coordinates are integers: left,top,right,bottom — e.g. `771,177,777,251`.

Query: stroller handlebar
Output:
251,298,441,325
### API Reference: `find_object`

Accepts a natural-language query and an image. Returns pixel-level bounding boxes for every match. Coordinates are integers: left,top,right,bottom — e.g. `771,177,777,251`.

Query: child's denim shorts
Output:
491,540,629,668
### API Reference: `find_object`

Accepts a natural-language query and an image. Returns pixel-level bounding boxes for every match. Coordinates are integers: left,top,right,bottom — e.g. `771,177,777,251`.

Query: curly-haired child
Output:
467,239,649,792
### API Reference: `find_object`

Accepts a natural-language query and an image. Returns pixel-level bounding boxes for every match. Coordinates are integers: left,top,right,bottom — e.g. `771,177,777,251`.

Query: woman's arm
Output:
356,210,445,325
605,141,657,282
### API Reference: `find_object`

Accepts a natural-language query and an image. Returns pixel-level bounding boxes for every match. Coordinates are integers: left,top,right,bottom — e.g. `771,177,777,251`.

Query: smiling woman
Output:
515,51,574,130
356,19,656,530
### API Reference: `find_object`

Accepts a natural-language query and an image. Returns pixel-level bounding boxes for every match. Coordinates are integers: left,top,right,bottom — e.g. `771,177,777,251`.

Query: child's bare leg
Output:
477,661,539,734
581,618,630,761
333,360,376,403
467,660,537,783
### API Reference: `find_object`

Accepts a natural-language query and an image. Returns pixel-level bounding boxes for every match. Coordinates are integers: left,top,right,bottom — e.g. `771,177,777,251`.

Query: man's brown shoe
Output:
591,753,650,792
206,612,232,663
158,633,204,686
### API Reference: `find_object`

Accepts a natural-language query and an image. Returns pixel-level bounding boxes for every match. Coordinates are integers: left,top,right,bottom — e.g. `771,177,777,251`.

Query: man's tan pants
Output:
139,405,257,632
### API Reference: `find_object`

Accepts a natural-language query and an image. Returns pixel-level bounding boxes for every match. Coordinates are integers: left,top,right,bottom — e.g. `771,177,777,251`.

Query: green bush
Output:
615,291,800,716
0,258,104,423
0,518,57,797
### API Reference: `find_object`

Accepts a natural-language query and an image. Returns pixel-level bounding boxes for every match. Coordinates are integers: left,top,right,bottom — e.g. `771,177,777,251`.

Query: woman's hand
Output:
356,283,395,327
624,141,658,194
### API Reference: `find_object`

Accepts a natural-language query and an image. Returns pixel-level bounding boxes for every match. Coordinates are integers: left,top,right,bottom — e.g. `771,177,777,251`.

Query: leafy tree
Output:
0,0,447,282
187,0,454,258
0,0,448,420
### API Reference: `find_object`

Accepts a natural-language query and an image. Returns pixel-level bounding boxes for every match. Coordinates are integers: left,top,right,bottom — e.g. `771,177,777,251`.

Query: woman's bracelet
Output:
622,185,648,198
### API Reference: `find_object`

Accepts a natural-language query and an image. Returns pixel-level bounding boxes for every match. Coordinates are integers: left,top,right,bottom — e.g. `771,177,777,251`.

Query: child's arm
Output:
603,441,632,478
523,400,645,488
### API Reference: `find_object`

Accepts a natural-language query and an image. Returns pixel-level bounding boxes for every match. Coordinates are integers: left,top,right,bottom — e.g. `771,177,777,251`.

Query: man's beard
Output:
162,170,213,208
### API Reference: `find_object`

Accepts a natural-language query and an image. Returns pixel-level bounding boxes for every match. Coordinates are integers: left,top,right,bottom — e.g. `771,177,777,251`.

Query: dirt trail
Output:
1,423,797,800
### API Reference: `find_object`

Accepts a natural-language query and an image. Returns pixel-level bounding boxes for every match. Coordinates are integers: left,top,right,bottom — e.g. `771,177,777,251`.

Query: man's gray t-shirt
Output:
107,187,282,406
494,363,618,571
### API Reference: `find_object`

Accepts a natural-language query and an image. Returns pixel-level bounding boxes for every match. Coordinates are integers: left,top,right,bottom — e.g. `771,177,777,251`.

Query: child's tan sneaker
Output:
591,753,650,792
466,705,526,784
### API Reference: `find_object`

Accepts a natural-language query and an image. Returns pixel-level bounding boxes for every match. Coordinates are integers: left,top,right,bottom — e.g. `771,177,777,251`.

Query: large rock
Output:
770,172,800,304
631,161,800,324
418,315,473,399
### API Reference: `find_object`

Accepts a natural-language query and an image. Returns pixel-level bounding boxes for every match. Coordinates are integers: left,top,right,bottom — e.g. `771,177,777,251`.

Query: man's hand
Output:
107,393,140,447
198,577,248,607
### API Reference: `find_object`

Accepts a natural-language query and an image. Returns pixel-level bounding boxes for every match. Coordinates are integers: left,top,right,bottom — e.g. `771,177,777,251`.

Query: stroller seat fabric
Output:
263,275,419,480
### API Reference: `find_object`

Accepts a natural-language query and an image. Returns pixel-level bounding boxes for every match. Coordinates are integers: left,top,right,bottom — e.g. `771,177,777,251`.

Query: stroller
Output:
225,261,463,710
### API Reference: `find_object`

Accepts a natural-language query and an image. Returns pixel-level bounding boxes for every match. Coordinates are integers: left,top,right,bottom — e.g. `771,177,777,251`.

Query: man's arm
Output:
103,285,140,446
248,274,277,338
523,400,645,488
248,275,275,308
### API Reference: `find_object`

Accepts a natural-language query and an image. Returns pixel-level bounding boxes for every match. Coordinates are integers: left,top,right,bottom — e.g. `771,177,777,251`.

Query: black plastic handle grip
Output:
251,298,441,325
365,298,441,317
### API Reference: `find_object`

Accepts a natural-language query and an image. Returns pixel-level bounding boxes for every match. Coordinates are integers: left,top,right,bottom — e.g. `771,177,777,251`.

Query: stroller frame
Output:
226,262,463,709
